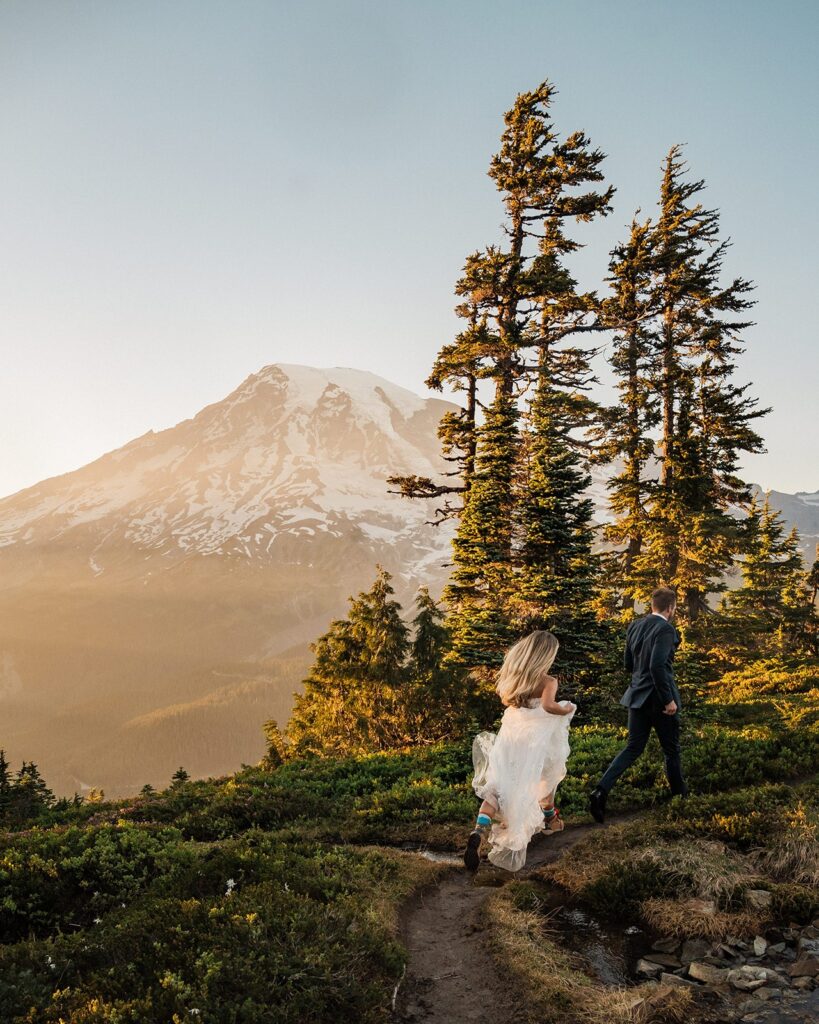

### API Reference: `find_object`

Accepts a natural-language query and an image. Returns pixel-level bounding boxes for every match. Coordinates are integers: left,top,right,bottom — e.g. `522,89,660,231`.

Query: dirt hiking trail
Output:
395,821,606,1022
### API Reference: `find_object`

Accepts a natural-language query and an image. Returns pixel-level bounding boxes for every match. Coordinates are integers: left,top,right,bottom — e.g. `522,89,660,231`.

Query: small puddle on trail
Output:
542,901,653,987
418,850,463,865
399,843,462,865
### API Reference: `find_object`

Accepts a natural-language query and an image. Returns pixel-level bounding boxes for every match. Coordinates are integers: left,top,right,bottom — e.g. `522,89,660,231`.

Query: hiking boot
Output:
589,787,607,824
463,829,482,872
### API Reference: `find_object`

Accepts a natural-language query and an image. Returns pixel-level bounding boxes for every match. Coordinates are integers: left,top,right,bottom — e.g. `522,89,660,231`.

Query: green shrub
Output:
0,822,186,942
0,835,435,1024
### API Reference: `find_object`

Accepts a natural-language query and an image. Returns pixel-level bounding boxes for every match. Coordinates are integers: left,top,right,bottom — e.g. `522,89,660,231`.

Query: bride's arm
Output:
540,675,573,715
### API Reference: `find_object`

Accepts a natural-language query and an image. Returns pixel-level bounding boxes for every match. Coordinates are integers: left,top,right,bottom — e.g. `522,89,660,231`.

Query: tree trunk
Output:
464,373,477,489
661,311,675,488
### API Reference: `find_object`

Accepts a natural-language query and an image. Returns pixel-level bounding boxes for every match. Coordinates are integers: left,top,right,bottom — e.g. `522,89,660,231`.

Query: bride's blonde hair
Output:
496,630,559,708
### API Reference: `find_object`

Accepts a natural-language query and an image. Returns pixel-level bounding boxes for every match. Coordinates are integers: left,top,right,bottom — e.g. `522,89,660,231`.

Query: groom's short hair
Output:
651,587,677,614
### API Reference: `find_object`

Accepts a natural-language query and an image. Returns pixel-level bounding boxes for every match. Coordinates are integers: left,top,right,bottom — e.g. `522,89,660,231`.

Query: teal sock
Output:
542,806,556,820
476,813,492,829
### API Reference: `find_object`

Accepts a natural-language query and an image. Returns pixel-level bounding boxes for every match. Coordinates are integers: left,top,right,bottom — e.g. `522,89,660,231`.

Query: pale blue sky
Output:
1,1,817,496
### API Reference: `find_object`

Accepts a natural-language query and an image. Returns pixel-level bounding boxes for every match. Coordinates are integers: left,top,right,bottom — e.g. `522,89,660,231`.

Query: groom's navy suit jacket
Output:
619,614,682,710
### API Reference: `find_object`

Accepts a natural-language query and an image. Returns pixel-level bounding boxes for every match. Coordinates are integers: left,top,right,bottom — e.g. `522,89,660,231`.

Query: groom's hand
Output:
663,701,678,715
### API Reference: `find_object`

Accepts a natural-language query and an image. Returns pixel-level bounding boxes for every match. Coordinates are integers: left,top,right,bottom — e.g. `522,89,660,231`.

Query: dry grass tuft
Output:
482,889,593,1024
631,838,760,904
586,984,694,1024
357,846,450,937
541,825,633,893
482,886,695,1024
542,827,761,921
641,896,765,941
750,804,819,887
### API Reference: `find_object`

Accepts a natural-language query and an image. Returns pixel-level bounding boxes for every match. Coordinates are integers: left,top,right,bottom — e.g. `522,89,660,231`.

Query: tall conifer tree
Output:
417,82,614,670
513,359,602,673
7,761,54,825
634,147,766,619
409,586,450,689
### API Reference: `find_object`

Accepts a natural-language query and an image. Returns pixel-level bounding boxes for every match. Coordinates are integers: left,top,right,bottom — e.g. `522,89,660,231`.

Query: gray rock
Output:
702,954,730,967
769,942,787,954
745,889,773,910
688,961,730,985
652,936,681,954
636,958,664,978
660,971,699,989
644,952,683,969
789,956,819,978
681,938,711,963
728,966,769,992
754,986,781,1002
753,936,768,957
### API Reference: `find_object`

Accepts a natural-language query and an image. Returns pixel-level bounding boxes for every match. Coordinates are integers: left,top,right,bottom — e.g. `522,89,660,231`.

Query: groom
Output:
589,586,688,823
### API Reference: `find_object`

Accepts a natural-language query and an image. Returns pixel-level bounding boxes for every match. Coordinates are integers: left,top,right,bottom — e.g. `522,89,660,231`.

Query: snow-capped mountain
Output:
0,363,456,577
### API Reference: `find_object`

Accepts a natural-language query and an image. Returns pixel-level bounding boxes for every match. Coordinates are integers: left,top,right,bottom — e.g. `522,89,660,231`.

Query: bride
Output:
464,630,576,872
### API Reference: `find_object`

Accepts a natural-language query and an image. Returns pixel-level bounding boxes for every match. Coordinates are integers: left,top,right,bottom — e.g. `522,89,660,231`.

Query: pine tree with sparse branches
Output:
634,146,767,621
409,82,615,671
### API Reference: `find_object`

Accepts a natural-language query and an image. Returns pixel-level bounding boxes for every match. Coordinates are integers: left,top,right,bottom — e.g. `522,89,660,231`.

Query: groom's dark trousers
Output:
597,614,688,796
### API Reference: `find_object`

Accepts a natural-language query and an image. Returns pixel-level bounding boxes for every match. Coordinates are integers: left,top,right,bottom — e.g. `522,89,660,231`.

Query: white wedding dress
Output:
471,698,576,872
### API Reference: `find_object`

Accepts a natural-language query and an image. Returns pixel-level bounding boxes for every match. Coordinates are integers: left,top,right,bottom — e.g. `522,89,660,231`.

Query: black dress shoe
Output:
463,829,482,871
589,787,607,824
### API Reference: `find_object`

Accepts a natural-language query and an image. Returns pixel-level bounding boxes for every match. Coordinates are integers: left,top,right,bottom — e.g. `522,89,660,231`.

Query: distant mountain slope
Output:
0,365,457,796
753,486,819,559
